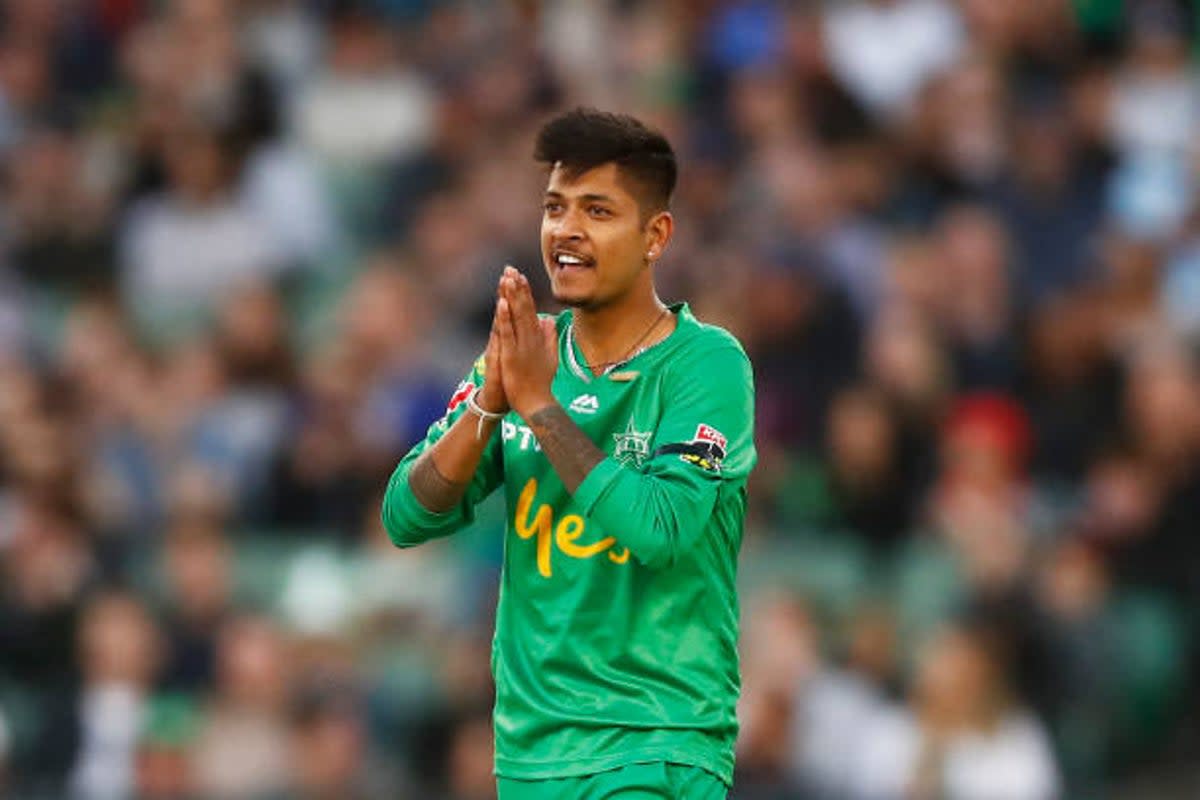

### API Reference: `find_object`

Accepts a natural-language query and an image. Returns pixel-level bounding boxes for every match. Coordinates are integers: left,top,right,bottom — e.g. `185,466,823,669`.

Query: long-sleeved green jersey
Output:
381,303,756,786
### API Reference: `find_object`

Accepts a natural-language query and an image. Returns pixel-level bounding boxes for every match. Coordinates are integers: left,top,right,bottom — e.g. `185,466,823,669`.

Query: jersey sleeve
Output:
380,355,505,547
572,343,756,569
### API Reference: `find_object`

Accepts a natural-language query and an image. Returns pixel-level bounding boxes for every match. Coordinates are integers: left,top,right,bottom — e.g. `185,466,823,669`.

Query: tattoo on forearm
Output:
408,451,469,513
527,405,606,493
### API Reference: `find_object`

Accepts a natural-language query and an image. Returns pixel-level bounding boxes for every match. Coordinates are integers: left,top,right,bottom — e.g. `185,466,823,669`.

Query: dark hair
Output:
534,108,677,214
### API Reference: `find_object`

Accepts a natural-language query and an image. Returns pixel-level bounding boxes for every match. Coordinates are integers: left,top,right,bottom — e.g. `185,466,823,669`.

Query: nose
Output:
550,206,586,244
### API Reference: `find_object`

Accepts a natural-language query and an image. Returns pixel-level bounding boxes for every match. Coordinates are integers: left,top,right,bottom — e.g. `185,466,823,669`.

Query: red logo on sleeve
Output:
447,381,476,413
694,424,728,451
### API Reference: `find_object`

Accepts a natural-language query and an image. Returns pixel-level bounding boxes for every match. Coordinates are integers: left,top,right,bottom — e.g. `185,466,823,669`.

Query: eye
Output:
588,205,612,218
543,201,563,214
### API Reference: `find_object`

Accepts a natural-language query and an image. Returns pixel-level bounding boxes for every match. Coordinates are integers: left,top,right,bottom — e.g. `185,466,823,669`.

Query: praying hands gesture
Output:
490,266,603,492
494,266,560,420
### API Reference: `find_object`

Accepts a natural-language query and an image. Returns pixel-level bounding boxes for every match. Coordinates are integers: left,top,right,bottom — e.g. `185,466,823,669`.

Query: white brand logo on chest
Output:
569,393,600,415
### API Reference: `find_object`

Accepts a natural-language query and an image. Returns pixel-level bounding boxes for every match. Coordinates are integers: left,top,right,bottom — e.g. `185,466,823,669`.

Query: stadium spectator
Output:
119,119,285,339
69,591,163,800
852,622,1060,799
191,614,291,799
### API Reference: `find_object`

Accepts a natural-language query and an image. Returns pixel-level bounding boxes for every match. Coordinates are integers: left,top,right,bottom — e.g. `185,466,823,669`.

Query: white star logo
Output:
613,417,652,467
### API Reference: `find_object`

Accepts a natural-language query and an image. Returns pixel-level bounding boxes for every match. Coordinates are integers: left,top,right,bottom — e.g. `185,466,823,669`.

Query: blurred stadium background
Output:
0,0,1199,797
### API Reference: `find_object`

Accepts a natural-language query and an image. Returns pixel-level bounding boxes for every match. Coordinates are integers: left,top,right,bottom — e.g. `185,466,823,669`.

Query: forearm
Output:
573,460,719,568
409,410,500,512
524,403,605,493
520,402,716,565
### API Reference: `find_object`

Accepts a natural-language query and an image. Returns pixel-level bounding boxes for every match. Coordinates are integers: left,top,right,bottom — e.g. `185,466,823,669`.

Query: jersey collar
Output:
564,303,690,383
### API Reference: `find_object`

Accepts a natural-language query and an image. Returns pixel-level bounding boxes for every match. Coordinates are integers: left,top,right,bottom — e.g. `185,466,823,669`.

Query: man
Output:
382,108,756,798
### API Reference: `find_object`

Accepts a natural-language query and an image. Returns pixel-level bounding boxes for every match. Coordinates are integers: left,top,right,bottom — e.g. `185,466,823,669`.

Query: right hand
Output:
476,269,512,414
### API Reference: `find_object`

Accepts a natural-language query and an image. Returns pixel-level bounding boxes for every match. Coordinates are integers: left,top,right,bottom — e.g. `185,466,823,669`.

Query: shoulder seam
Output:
674,340,751,363
682,320,749,353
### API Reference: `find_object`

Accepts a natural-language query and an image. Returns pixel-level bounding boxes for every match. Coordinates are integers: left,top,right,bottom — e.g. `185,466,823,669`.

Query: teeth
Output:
557,254,584,265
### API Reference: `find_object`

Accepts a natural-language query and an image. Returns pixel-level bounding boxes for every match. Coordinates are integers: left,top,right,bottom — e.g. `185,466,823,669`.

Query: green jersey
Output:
381,303,756,785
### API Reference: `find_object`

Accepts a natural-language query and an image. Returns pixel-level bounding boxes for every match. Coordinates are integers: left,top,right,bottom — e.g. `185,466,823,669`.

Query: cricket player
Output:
382,108,756,798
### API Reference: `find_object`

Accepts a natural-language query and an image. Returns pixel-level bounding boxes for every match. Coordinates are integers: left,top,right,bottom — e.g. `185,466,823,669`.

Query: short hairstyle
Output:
534,108,677,215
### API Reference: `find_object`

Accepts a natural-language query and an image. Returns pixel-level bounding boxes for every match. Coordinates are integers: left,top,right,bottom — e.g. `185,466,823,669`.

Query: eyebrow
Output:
544,191,617,204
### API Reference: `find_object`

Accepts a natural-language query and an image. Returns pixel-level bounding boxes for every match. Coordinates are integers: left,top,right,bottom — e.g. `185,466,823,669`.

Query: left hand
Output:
496,269,559,419
475,270,511,414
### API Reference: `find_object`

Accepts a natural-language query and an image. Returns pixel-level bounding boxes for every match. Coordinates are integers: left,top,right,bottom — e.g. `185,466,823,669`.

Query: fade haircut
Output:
534,108,677,219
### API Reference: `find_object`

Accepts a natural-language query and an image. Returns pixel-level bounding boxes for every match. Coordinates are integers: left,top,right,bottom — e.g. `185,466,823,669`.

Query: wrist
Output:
516,393,558,420
476,384,508,414
465,386,505,440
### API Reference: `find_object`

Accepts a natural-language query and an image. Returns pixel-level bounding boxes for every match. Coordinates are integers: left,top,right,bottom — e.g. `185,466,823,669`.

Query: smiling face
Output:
540,162,671,310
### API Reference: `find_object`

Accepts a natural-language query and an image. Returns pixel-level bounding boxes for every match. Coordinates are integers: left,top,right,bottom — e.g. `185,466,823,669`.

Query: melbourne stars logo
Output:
613,417,652,467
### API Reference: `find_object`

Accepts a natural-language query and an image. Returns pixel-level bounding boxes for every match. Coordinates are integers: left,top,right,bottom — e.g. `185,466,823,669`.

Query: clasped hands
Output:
476,266,559,420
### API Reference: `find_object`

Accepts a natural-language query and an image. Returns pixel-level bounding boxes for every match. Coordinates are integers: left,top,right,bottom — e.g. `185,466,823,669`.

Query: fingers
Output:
508,271,536,317
487,290,503,355
496,296,516,352
499,265,520,305
497,266,517,314
478,281,509,408
486,320,500,364
500,268,540,343
495,266,520,345
539,316,558,362
497,271,517,344
485,294,501,361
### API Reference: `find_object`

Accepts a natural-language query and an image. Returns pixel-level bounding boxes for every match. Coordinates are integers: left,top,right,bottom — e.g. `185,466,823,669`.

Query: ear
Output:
643,210,674,262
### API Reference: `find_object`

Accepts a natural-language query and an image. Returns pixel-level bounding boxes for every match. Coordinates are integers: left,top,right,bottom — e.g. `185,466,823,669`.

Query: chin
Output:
549,272,594,308
551,288,592,309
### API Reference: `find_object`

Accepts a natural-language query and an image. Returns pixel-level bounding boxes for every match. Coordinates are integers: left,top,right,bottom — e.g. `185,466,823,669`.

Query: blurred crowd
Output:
0,0,1199,797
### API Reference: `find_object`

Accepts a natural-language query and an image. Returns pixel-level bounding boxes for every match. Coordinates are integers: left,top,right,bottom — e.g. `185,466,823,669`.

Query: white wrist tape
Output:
466,386,504,439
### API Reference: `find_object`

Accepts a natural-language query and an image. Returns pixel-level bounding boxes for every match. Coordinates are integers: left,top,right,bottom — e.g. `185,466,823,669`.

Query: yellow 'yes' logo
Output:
513,478,630,577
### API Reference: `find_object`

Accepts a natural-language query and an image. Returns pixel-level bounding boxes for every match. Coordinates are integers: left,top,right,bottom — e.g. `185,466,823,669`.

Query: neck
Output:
573,289,672,372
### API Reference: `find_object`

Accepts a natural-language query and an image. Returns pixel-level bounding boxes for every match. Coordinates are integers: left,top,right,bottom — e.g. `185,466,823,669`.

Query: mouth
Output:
551,250,596,272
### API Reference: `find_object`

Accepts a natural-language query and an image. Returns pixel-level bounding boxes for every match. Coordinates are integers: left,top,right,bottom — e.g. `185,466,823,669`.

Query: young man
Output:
382,109,756,798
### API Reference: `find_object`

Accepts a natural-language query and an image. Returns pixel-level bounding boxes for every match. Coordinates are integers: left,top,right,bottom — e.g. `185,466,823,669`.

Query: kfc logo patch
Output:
694,424,728,452
649,423,728,472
